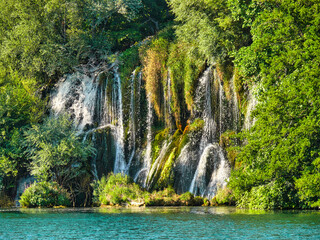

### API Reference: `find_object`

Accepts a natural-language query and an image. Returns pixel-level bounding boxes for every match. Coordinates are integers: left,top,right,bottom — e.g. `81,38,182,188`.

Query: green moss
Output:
157,148,176,189
220,130,238,167
93,174,208,207
233,67,248,116
189,119,205,132
151,128,169,163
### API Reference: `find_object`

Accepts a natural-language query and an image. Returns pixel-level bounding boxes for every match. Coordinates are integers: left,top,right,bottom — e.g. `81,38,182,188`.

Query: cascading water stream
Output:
134,94,153,186
50,62,236,199
125,70,138,174
51,67,102,132
189,68,216,194
205,145,230,199
113,67,126,174
189,68,230,198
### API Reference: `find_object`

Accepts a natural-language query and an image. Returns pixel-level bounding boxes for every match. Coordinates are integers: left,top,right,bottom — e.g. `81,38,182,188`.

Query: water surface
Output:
0,207,319,239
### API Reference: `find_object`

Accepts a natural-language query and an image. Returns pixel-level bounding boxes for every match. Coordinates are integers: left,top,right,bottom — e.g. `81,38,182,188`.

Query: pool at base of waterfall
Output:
0,207,319,239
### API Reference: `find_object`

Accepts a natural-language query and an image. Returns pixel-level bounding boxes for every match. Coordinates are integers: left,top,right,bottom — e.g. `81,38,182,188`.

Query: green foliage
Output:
0,193,14,207
179,191,204,206
19,181,71,208
93,173,145,206
295,158,320,208
0,0,170,82
211,187,235,206
93,174,206,207
228,0,320,209
168,0,250,63
0,68,45,194
236,180,297,210
24,114,95,188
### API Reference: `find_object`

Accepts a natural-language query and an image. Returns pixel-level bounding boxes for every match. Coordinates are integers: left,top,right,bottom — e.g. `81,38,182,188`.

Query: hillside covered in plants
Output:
0,0,319,209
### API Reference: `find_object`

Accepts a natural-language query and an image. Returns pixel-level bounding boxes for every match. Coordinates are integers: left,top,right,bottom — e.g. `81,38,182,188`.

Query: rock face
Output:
50,61,253,199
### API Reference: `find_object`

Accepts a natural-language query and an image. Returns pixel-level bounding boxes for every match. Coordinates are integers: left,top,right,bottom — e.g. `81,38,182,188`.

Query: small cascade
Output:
91,133,99,180
199,68,216,150
231,75,240,131
51,63,128,177
244,86,258,130
51,65,105,132
134,95,153,186
125,70,137,174
205,145,230,199
188,67,230,199
165,71,174,130
146,141,171,189
113,68,126,174
189,144,215,196
190,68,217,195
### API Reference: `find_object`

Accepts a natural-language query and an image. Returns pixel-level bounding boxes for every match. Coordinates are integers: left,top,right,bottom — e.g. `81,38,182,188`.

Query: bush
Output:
0,193,14,207
93,173,145,206
236,181,297,210
211,187,235,206
19,181,71,208
179,192,194,205
93,174,208,207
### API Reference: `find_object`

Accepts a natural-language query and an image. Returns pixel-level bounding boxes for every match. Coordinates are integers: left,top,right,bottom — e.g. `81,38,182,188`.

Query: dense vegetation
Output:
0,0,170,206
1,0,320,209
92,173,208,207
19,181,70,208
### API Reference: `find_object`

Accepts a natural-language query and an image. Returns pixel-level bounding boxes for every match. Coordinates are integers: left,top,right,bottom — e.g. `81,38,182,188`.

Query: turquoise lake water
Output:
0,207,319,239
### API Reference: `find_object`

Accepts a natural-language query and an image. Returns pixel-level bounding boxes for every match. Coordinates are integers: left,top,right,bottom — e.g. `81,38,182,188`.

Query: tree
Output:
168,0,250,63
229,0,320,209
24,114,95,188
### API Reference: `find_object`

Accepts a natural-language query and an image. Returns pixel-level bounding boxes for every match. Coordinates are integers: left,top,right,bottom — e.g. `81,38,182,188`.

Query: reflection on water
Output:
0,207,319,239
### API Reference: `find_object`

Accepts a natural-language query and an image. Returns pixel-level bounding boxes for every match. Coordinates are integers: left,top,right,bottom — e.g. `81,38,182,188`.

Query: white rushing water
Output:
125,70,139,174
51,63,233,199
135,94,153,186
51,66,103,132
189,67,229,198
112,67,126,174
51,63,127,176
205,144,230,199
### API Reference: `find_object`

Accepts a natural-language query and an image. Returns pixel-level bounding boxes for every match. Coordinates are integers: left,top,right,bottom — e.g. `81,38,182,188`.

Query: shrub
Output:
19,181,71,208
236,180,297,209
92,173,145,206
211,187,235,206
0,193,14,207
179,192,194,205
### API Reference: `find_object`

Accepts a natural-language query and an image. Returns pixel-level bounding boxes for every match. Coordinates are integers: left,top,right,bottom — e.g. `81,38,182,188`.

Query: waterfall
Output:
205,145,230,199
113,68,126,174
244,85,258,130
51,63,127,177
50,61,238,199
51,65,105,132
189,144,215,196
134,95,153,186
125,70,138,174
231,76,240,131
190,68,216,194
188,67,230,199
